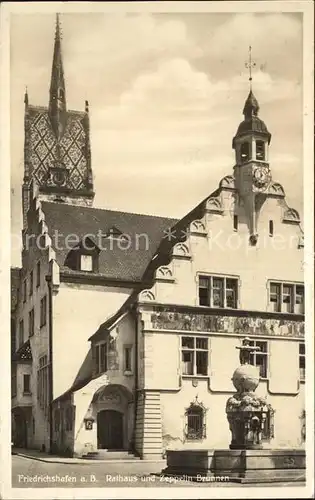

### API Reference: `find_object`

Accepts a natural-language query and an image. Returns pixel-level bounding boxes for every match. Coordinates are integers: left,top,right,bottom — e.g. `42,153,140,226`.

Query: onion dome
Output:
232,90,271,148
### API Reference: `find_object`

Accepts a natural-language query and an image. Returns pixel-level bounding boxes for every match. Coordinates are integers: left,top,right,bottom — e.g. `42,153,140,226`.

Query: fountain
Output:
162,337,306,483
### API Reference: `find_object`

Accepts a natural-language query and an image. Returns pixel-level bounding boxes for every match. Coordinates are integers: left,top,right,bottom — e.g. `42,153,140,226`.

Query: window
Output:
269,282,304,314
240,142,250,162
95,342,108,375
37,355,49,412
269,220,274,237
11,365,17,398
181,337,208,376
29,309,35,337
256,140,265,161
185,398,207,440
23,280,27,302
198,276,238,309
36,261,41,288
29,271,33,296
233,215,238,231
269,283,281,312
299,343,305,381
19,319,24,347
65,407,73,431
80,254,93,272
23,374,31,394
124,346,132,373
249,340,268,378
40,296,47,327
58,88,65,100
295,286,305,314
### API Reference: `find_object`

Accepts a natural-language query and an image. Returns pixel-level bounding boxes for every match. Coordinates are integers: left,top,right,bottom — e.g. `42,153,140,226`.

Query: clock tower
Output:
233,49,272,244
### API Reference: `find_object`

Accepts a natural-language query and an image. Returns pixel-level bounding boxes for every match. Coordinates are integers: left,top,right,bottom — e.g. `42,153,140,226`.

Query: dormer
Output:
64,237,100,273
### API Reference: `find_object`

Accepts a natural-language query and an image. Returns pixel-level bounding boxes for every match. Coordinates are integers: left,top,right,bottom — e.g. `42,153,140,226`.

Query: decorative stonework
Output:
205,196,223,214
219,175,235,190
95,387,121,404
268,182,285,197
139,290,156,302
171,242,191,260
283,207,300,224
150,309,304,339
155,265,174,281
189,219,207,236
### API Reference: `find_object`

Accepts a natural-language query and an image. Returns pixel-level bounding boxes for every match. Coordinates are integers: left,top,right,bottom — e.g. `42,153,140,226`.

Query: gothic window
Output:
37,355,49,411
269,282,304,314
198,275,238,308
181,337,209,376
29,271,33,296
23,280,27,302
40,296,47,328
249,340,268,378
185,397,207,440
256,140,265,161
299,343,305,381
29,308,34,337
19,319,24,347
36,261,41,288
240,142,250,162
269,220,274,237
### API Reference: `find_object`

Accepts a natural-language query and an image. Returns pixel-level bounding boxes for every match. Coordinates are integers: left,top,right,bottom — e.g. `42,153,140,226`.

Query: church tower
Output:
22,14,94,228
233,47,272,244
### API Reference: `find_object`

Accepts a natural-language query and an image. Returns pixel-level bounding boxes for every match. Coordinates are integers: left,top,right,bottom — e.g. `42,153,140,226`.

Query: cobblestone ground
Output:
12,455,306,490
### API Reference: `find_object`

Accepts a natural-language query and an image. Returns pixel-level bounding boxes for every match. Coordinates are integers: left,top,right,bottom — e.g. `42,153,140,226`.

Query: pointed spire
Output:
49,13,67,139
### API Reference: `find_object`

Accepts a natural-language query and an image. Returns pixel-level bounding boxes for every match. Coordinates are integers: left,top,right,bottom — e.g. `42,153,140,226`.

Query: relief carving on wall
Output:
150,309,304,339
97,389,121,405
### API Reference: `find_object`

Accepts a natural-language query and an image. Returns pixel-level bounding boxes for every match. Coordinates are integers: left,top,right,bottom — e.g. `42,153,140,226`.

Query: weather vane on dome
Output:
245,46,256,90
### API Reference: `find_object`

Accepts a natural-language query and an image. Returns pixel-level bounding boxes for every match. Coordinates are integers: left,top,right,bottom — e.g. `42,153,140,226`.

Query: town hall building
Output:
11,16,305,459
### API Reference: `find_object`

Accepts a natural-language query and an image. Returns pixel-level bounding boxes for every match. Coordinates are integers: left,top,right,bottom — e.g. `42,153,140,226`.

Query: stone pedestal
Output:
162,449,306,483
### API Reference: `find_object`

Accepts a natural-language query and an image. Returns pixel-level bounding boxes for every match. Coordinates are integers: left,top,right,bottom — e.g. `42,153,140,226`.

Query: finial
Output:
24,86,28,105
245,45,256,90
85,100,89,113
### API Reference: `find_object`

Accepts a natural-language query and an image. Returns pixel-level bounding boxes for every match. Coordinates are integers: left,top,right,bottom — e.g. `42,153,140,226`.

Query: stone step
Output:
81,450,140,460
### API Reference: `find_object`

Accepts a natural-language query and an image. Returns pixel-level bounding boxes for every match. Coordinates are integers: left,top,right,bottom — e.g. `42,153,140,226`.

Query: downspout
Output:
46,276,54,454
133,305,139,455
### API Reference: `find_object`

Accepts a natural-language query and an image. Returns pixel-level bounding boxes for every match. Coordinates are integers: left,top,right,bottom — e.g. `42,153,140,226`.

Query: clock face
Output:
53,169,66,186
253,166,270,188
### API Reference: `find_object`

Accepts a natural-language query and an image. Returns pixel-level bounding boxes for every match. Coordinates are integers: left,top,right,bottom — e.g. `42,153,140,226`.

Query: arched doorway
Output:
97,410,123,450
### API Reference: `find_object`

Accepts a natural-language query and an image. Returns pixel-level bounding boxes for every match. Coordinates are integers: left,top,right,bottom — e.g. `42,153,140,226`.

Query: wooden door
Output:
97,410,123,450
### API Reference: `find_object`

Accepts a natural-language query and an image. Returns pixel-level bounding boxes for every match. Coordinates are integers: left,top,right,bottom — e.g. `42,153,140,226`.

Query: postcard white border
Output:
0,1,313,499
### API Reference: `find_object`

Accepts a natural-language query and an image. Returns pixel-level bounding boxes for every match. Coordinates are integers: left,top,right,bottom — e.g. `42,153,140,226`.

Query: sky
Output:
10,11,303,266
